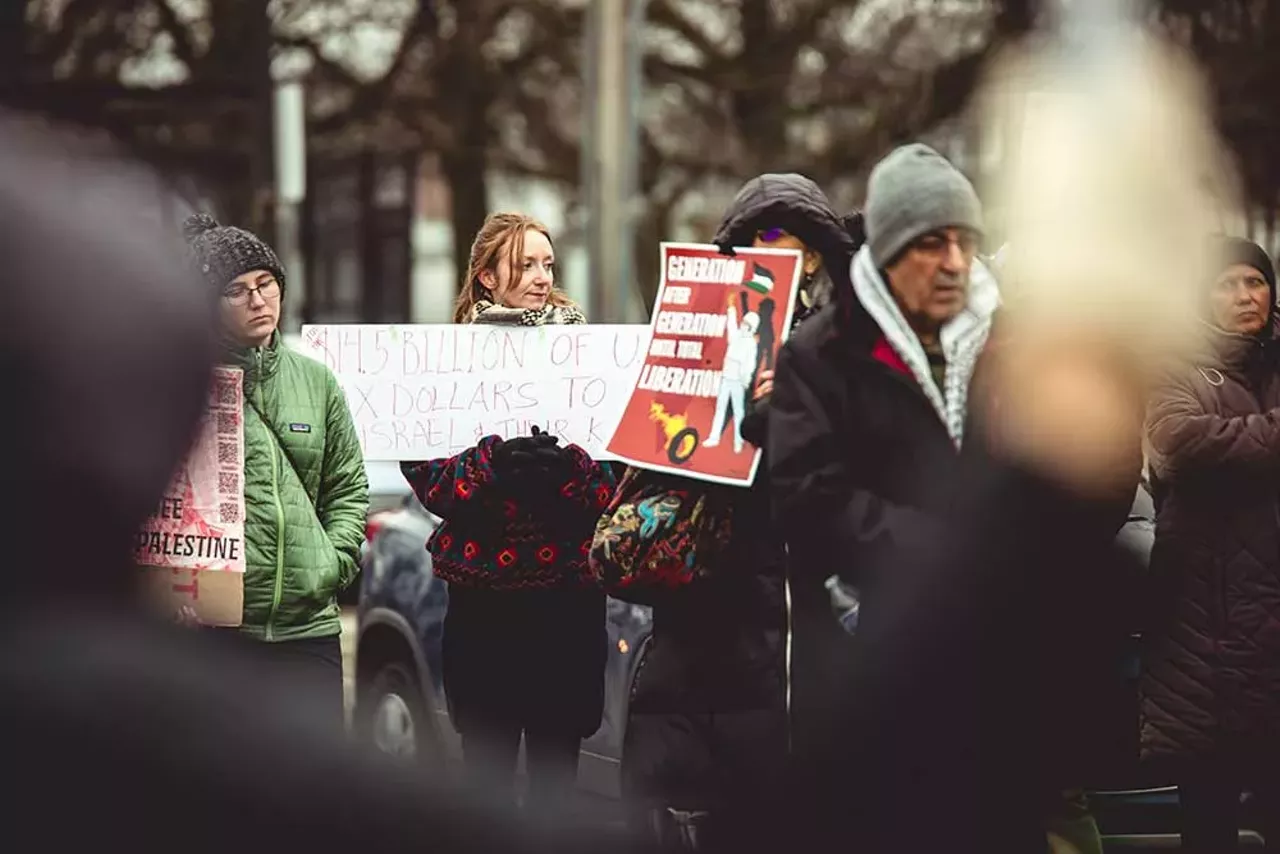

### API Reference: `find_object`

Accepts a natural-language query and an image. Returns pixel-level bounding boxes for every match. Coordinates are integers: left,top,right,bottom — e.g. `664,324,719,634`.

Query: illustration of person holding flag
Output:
704,263,773,453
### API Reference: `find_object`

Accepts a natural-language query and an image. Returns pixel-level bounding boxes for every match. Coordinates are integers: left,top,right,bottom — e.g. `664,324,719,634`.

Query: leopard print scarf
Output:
468,298,587,326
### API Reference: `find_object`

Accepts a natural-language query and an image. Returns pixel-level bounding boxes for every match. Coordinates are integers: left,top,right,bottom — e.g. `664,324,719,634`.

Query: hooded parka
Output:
621,174,859,829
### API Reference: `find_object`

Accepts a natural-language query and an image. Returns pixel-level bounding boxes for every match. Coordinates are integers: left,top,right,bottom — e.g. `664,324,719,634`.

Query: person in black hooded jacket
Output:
620,172,859,851
766,147,1141,852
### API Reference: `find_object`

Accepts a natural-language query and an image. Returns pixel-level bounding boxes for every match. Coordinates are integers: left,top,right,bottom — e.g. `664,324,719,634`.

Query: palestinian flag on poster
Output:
746,262,775,295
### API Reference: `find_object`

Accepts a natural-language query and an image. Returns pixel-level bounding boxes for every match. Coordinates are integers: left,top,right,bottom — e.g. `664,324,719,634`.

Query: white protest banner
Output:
299,324,651,461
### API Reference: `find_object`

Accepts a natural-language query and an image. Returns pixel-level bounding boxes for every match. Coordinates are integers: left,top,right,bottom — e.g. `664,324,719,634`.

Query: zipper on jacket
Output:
783,564,793,756
257,349,288,641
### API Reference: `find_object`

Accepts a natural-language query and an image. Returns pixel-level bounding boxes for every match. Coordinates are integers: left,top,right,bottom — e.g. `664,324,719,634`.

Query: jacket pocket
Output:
308,538,343,606
284,532,343,622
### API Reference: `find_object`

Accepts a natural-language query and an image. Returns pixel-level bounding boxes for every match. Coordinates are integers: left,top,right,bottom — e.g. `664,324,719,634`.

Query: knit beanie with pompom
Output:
182,213,285,292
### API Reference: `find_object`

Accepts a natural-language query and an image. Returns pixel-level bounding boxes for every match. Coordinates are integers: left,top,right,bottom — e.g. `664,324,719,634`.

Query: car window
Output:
366,459,412,514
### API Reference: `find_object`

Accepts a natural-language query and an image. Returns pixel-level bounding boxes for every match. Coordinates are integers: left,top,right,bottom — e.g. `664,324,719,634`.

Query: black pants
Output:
460,722,581,811
1181,774,1280,852
214,631,346,733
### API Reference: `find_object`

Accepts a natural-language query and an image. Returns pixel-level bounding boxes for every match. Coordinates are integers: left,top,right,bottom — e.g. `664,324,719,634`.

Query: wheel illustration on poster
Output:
650,402,702,466
668,426,700,465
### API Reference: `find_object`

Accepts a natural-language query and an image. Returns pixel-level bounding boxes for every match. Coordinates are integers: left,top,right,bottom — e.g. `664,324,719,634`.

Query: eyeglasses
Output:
912,231,980,258
223,278,280,306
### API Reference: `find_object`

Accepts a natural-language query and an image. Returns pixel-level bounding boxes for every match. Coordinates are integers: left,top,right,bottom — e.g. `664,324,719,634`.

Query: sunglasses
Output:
757,227,788,243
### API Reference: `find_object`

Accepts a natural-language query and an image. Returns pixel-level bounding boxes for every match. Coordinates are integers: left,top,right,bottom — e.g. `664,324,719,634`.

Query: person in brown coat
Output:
1144,235,1280,851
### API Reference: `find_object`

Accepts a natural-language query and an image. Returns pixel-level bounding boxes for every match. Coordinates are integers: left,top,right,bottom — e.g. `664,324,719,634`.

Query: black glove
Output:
494,427,573,499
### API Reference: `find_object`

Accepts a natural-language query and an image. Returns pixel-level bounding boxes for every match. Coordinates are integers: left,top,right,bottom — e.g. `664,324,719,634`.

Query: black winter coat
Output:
768,278,1139,847
776,461,1142,854
762,286,1136,788
767,298,972,766
1143,324,1280,769
443,587,606,738
622,173,858,816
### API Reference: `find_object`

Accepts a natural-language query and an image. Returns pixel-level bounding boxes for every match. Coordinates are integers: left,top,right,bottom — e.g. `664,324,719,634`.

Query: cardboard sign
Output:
299,324,651,461
606,243,802,486
137,366,246,626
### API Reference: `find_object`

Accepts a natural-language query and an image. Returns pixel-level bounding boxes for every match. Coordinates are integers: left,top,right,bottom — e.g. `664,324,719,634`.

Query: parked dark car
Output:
353,476,1263,848
340,460,422,607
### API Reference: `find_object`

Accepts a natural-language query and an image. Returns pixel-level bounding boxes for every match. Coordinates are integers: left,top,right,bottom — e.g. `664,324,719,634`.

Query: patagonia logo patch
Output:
288,423,312,433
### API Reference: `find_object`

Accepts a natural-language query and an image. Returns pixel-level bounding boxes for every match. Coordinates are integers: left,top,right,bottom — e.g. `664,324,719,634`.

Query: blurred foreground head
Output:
975,2,1239,496
0,112,216,603
981,0,1237,369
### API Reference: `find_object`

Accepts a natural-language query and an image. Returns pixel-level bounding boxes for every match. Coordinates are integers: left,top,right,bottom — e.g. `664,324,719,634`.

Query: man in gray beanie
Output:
768,145,1123,852
864,143,984,269
766,142,1003,844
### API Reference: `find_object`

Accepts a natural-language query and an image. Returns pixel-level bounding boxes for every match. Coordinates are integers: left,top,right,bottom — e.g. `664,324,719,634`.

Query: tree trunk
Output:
0,1,28,88
357,149,382,321
204,0,271,236
732,0,789,173
392,152,418,320
441,109,491,295
247,3,275,243
632,200,673,312
1265,185,1278,258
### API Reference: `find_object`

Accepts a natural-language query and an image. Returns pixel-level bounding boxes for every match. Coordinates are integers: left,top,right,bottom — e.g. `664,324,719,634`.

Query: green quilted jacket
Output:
224,333,368,641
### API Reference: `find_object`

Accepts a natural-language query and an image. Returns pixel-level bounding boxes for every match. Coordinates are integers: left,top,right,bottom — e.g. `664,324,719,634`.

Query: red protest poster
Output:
606,242,803,486
136,366,246,626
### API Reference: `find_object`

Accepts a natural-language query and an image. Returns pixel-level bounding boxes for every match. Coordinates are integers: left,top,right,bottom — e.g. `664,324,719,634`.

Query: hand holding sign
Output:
753,370,775,403
495,426,575,502
174,605,200,627
494,426,562,473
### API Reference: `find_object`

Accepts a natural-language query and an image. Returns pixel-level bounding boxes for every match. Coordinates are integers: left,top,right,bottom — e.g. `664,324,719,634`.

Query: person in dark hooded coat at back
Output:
1143,235,1280,850
620,172,860,851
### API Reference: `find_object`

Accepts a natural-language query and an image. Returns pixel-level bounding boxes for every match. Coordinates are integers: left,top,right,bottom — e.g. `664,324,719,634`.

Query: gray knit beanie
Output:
864,144,984,268
182,213,285,291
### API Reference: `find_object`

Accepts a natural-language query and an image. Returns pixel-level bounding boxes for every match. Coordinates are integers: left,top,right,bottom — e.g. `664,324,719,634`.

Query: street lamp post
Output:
274,78,307,332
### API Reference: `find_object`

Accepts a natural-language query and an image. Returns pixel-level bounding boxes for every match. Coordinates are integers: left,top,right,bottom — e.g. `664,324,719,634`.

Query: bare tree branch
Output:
151,0,198,70
647,0,730,65
302,0,437,133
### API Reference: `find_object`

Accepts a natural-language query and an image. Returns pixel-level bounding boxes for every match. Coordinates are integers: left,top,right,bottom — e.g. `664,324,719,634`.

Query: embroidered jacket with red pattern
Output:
401,435,618,591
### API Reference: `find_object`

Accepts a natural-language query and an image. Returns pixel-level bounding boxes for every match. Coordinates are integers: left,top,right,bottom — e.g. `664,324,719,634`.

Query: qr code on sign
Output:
218,471,240,494
219,502,241,524
216,410,239,435
218,442,238,466
215,378,238,407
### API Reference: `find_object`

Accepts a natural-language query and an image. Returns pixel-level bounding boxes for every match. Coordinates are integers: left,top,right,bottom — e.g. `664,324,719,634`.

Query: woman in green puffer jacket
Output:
183,214,369,727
